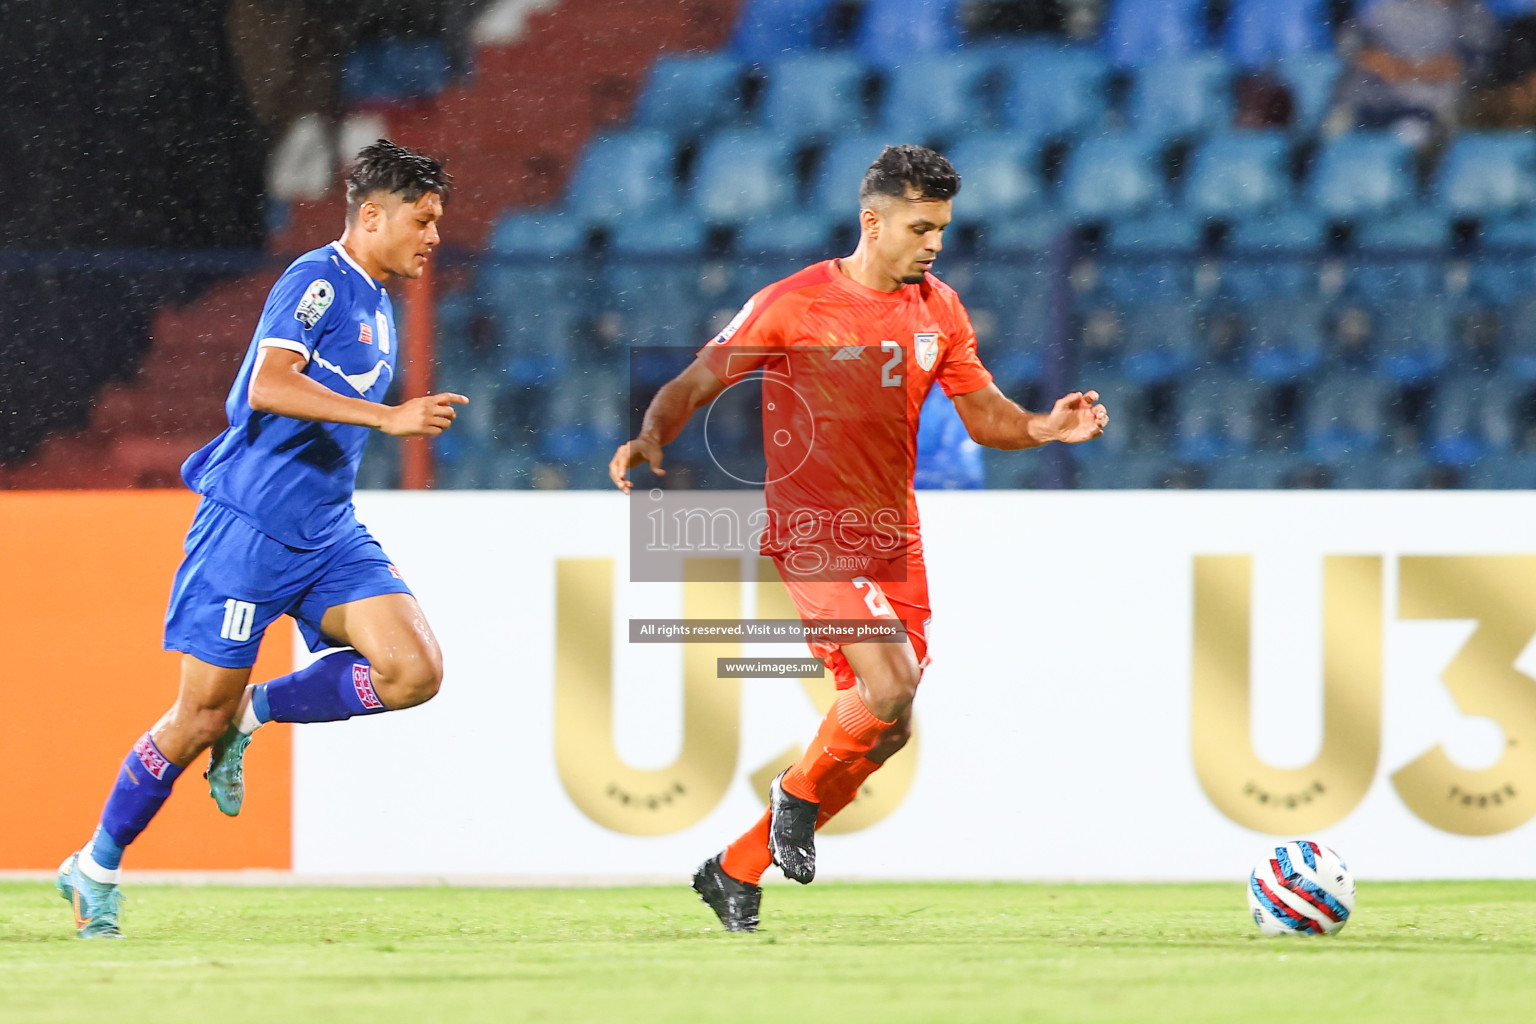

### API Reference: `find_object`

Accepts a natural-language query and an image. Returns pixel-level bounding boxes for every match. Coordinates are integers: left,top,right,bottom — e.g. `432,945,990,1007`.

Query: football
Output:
1247,841,1355,936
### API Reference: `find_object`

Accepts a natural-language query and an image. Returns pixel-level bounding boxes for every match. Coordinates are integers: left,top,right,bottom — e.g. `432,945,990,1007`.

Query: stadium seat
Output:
1074,453,1182,488
1059,133,1166,220
981,211,1074,252
1372,295,1456,383
1120,301,1201,382
999,46,1110,138
1102,0,1208,67
730,0,838,61
1227,208,1330,251
735,212,836,256
1307,134,1417,220
1501,292,1536,378
1174,369,1263,461
603,263,710,352
1465,453,1536,490
477,262,580,386
1243,295,1326,380
340,38,452,103
855,0,961,65
565,130,678,225
1434,133,1536,218
487,209,588,256
1349,210,1452,298
1183,132,1291,218
812,134,899,218
1205,453,1307,489
759,53,869,141
965,262,1052,385
945,135,1046,226
691,130,798,224
1273,52,1343,135
1302,372,1391,459
632,54,746,135
1106,209,1204,252
879,54,995,141
1224,0,1332,68
1353,208,1453,250
609,214,707,256
1426,372,1502,466
1128,54,1234,140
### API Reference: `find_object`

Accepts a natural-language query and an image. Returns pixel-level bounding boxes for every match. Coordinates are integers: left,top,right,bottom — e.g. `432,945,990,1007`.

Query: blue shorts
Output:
163,499,413,669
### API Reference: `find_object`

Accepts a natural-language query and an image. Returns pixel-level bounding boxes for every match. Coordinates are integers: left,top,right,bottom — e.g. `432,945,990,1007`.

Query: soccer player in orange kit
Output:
608,145,1108,931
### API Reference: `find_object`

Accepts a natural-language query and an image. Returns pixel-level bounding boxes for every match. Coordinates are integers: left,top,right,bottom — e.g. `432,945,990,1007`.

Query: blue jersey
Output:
182,242,398,549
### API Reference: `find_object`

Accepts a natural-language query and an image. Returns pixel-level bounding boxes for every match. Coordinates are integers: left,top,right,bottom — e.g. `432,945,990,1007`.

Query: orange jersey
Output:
696,259,992,569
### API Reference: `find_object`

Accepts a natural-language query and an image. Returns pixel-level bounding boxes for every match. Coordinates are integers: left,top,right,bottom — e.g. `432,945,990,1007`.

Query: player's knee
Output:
184,703,239,750
371,647,443,709
862,660,920,721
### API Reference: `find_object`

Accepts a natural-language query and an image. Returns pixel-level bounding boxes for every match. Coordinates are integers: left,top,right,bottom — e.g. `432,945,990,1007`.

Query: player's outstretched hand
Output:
380,393,469,437
1046,390,1109,444
608,437,665,494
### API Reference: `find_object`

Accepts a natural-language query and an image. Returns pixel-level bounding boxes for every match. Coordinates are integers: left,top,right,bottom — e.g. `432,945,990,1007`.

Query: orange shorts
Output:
773,542,931,691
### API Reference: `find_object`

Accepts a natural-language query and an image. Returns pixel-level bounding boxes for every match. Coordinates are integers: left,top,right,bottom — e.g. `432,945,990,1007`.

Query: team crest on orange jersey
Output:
914,333,939,371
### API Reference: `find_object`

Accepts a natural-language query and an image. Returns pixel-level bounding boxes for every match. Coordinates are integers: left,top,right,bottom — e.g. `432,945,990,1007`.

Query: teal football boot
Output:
205,724,253,817
57,852,123,939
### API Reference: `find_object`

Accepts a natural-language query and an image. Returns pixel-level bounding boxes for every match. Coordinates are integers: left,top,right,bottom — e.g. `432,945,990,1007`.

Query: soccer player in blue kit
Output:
58,141,467,937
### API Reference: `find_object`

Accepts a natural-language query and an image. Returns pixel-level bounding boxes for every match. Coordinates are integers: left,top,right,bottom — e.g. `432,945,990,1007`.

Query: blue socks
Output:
81,651,392,878
83,733,185,882
252,649,390,725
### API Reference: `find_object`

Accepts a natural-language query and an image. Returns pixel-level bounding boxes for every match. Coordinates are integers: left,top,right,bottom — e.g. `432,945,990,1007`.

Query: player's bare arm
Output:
608,358,728,492
249,347,468,437
951,382,1108,450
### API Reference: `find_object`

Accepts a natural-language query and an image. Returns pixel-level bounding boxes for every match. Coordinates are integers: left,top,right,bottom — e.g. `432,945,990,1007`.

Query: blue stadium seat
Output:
1349,210,1452,298
946,135,1045,225
1128,54,1234,140
1106,209,1204,252
735,212,836,256
1206,454,1308,489
488,209,587,256
1059,133,1166,220
1184,132,1290,218
609,214,707,255
856,0,961,65
692,130,797,224
1174,370,1263,462
1225,0,1332,68
1434,133,1536,218
1353,208,1453,249
1426,373,1500,467
880,54,995,140
1103,0,1208,67
632,54,746,135
999,46,1110,138
760,53,868,141
1466,454,1536,490
1075,453,1181,488
1302,372,1391,460
981,211,1074,252
1372,295,1456,383
730,0,838,61
1307,134,1417,220
965,262,1051,385
602,263,710,352
1227,208,1330,250
1243,295,1326,379
340,39,451,103
1501,292,1536,378
812,134,898,218
565,131,678,224
1273,53,1343,134
476,262,581,386
1120,301,1201,381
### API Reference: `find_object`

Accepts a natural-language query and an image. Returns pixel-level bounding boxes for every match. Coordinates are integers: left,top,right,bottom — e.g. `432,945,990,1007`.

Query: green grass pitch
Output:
3,880,1533,1023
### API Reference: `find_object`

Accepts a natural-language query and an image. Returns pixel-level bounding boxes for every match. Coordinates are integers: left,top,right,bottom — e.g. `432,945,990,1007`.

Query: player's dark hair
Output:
345,139,451,220
858,145,961,206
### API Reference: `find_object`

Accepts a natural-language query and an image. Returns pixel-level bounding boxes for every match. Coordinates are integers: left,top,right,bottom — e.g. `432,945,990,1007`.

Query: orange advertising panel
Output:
0,492,291,869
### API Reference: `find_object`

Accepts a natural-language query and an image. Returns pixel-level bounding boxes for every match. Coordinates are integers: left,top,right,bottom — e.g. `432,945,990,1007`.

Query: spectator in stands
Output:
1327,0,1498,147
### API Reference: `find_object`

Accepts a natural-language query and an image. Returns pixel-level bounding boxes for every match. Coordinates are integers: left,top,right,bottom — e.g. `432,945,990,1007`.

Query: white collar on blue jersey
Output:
330,241,379,290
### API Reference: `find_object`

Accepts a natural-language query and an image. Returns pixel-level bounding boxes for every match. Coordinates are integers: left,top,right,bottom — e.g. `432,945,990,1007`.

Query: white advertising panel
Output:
290,491,1536,881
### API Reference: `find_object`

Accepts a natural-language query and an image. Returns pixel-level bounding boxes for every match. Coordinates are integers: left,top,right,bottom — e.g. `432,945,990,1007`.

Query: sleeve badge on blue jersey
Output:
294,279,335,330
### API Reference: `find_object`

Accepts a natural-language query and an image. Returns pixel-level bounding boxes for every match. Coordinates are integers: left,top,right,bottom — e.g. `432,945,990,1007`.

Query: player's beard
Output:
900,272,927,284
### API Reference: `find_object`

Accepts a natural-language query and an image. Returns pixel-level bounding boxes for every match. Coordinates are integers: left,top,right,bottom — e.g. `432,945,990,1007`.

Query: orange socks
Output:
719,755,883,885
782,691,893,803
